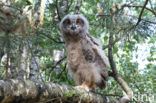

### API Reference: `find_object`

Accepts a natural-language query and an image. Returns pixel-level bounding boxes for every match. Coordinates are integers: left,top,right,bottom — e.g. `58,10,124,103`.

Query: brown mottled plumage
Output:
60,14,109,91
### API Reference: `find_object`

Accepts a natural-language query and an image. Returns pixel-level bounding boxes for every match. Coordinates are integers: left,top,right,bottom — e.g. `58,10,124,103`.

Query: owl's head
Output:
60,14,89,37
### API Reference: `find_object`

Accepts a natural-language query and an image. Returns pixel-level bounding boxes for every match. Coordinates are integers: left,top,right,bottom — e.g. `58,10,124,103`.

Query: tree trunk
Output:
18,43,27,79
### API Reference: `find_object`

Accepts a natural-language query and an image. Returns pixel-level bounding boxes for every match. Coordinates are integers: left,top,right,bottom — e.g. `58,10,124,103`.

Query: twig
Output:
59,0,68,16
58,62,67,79
49,56,66,73
42,34,65,43
55,0,61,21
98,1,155,18
68,0,73,11
103,25,135,50
135,0,149,26
103,37,121,50
75,0,82,14
125,14,156,24
123,4,156,16
108,33,118,74
149,0,154,10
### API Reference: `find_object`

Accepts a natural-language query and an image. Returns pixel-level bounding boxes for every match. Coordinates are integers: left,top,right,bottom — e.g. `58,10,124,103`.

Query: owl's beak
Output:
71,23,76,30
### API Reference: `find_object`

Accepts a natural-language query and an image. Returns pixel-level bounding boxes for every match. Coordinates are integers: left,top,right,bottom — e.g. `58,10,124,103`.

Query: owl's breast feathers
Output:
66,41,86,72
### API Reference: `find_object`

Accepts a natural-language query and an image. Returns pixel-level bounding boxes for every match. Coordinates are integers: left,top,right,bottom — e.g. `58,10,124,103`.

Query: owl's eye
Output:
63,19,71,25
76,19,84,25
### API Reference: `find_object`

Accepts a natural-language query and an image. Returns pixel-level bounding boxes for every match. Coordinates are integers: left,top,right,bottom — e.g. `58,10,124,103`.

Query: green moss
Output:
65,90,74,97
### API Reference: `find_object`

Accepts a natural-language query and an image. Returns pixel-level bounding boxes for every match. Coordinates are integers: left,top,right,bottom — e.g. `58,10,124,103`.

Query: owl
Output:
60,14,109,91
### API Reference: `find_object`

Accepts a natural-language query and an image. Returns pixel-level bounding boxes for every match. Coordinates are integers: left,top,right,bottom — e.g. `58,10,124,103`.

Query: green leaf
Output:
26,0,32,5
113,46,118,53
104,36,108,41
147,57,156,62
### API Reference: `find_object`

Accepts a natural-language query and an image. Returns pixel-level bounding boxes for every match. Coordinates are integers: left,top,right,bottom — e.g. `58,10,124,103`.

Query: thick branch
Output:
0,79,121,103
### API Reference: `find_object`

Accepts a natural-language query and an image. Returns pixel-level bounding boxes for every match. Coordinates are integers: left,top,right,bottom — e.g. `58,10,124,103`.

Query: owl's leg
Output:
75,74,95,91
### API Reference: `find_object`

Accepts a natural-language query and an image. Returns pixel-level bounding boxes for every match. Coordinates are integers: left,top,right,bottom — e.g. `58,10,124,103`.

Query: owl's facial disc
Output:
62,17,85,37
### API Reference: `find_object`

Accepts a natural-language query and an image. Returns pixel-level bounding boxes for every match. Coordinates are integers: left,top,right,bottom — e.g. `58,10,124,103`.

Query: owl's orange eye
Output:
76,20,80,25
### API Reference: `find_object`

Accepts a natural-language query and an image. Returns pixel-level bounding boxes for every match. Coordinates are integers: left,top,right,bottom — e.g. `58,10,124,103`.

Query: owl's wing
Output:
86,33,110,67
81,33,109,81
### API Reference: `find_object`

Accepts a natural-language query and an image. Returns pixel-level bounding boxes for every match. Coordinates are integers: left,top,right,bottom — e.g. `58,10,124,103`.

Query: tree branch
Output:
42,34,65,43
59,0,69,17
98,0,155,18
125,14,156,24
103,37,121,50
49,56,66,73
55,0,61,21
123,4,156,16
108,33,133,103
75,0,82,14
0,79,122,103
135,0,149,26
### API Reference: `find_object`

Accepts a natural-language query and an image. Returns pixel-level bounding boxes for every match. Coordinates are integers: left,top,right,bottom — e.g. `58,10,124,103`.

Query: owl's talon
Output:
75,85,90,91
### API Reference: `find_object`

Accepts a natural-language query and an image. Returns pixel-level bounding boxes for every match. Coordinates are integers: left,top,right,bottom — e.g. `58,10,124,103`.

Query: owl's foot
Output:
75,84,90,91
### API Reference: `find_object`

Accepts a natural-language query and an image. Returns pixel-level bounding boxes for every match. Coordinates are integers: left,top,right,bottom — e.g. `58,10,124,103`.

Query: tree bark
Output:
9,55,18,78
0,79,121,103
18,43,27,79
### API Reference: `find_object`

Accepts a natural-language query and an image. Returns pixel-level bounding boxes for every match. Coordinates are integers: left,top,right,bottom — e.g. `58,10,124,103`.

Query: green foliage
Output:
65,91,74,97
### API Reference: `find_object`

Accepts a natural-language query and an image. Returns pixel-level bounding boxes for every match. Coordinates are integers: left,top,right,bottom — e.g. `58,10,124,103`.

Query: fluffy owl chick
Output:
60,14,109,91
